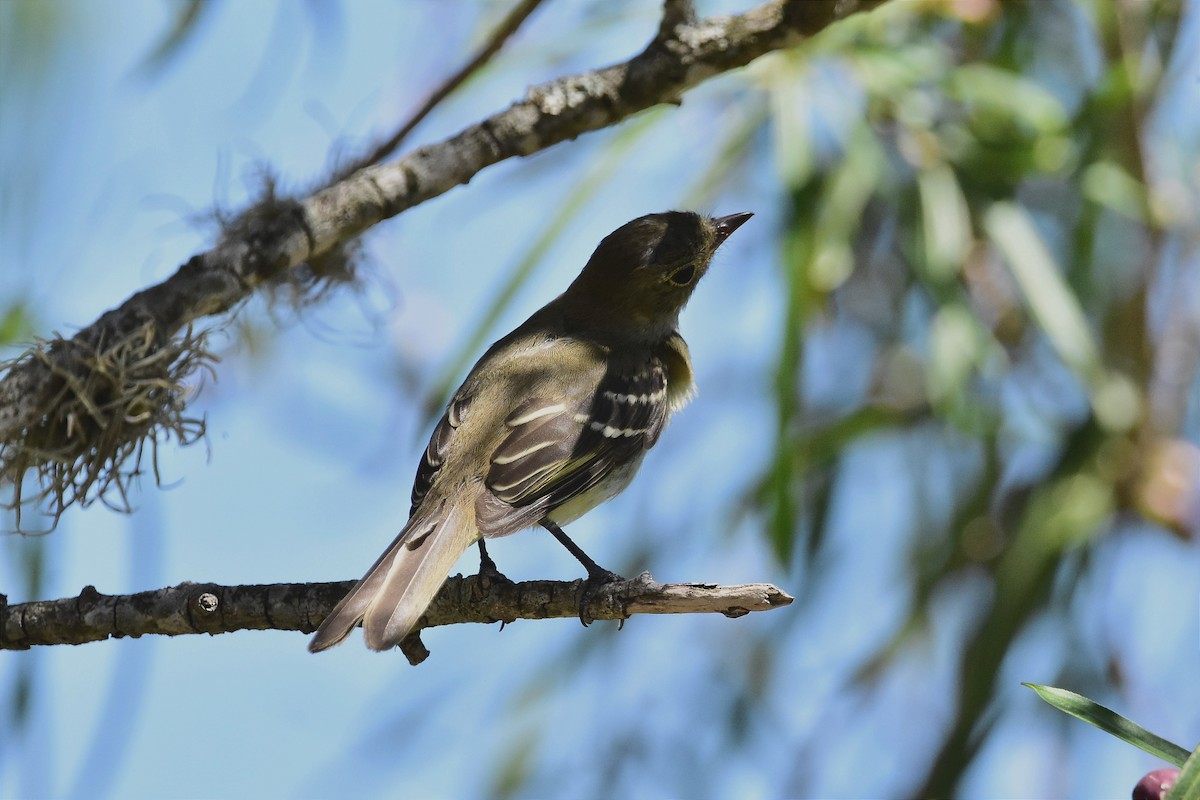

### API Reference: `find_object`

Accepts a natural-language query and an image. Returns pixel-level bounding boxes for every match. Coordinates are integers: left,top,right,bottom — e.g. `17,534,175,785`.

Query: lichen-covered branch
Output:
0,0,883,524
0,574,794,664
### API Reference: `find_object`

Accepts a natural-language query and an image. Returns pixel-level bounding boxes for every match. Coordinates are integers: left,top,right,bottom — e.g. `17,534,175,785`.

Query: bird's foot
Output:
578,566,625,627
473,540,512,597
475,551,511,590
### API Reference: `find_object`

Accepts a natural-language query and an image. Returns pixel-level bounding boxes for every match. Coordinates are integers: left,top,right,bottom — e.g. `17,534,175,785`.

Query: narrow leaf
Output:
1024,684,1190,767
1168,744,1200,800
985,203,1099,383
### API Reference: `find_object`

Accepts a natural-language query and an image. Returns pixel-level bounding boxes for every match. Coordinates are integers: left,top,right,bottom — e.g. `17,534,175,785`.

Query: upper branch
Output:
0,0,882,525
0,0,879,442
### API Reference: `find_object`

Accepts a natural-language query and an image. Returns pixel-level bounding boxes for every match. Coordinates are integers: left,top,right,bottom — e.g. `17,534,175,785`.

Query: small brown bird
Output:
309,210,752,652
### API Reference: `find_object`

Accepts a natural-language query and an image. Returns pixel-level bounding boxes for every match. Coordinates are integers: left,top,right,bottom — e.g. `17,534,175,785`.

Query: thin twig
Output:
331,0,548,183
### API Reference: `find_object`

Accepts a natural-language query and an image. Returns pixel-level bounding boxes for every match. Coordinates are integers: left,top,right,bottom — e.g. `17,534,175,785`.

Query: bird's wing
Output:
478,353,670,533
410,393,470,515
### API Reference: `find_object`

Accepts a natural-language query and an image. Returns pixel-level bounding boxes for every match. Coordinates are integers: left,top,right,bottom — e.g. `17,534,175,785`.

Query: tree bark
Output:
0,574,793,664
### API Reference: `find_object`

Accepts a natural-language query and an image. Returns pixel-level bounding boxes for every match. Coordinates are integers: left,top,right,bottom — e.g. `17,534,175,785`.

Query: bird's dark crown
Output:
558,210,751,339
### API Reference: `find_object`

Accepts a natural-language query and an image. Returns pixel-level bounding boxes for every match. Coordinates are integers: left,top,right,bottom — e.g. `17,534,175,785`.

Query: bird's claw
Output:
578,568,624,627
474,548,511,591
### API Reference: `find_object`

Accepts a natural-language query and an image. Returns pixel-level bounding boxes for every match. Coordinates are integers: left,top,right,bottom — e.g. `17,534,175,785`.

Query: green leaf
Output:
950,64,1069,133
1168,744,1200,800
1023,684,1190,767
0,302,34,345
985,202,1099,382
928,303,984,405
918,164,970,281
1082,160,1147,222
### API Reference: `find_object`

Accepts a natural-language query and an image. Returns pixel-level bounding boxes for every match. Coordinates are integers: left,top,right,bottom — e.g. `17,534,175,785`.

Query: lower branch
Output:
0,574,792,662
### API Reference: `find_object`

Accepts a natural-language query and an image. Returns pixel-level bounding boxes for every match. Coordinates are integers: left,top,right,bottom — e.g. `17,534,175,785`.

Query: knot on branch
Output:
195,592,220,614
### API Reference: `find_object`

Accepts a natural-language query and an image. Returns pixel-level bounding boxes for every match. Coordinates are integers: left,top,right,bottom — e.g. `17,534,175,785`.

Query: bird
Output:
309,210,753,652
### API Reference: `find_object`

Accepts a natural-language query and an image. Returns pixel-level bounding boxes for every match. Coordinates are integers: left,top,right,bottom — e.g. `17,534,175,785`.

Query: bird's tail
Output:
308,500,477,653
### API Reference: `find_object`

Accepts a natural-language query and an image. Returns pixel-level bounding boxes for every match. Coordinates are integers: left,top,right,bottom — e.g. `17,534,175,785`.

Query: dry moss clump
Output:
0,323,215,531
215,170,363,310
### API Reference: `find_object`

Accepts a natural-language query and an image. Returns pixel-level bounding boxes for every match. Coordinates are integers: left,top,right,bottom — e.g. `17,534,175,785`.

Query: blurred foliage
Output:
0,304,36,348
747,0,1194,794
498,0,1198,795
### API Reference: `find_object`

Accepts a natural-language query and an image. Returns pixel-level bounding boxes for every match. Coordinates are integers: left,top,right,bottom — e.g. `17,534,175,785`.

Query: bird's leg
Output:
476,539,510,584
540,521,624,626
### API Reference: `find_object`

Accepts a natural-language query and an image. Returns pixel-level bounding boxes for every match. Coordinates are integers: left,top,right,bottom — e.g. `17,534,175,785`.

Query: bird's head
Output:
562,210,752,340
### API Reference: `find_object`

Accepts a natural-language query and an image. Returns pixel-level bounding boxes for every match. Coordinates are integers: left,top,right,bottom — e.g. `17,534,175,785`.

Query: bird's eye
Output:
668,266,696,286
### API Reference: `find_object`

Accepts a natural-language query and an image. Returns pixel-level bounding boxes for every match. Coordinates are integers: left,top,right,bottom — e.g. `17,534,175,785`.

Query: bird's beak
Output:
712,212,753,247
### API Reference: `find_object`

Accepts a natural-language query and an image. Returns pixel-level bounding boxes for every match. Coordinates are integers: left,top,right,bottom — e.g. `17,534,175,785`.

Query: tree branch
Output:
0,0,883,522
0,574,794,663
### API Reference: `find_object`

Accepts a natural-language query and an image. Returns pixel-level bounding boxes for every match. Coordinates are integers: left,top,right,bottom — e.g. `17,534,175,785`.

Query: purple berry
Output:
1132,768,1179,800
